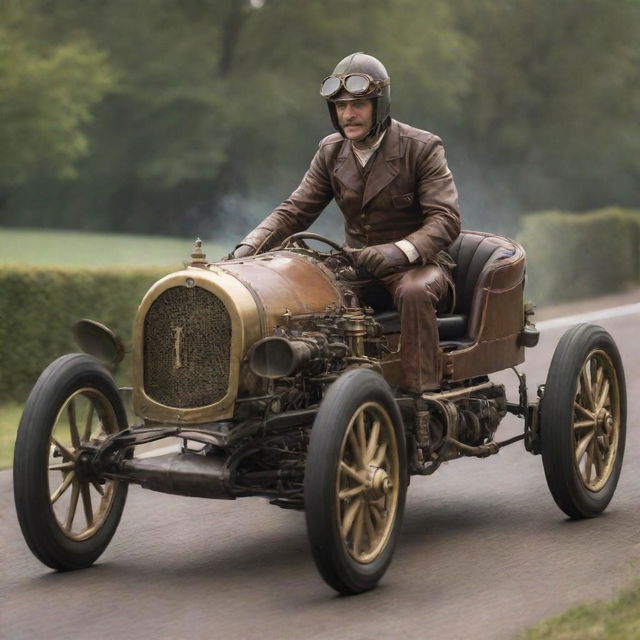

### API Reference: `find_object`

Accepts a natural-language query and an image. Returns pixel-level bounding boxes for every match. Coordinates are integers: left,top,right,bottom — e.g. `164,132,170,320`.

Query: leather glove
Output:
228,244,255,260
356,242,409,278
223,225,276,260
341,245,362,263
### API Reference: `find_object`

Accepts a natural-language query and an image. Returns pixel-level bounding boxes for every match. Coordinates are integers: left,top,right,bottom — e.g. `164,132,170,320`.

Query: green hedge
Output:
517,207,640,305
0,266,166,402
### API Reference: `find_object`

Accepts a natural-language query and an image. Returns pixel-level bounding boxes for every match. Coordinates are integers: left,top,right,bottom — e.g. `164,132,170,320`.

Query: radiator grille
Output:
143,286,231,408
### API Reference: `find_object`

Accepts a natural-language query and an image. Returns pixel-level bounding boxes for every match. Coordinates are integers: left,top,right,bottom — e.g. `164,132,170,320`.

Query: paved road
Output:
2,305,639,640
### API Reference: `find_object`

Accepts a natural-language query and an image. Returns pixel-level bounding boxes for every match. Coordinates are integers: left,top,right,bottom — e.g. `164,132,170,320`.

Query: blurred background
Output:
1,0,639,433
1,0,638,241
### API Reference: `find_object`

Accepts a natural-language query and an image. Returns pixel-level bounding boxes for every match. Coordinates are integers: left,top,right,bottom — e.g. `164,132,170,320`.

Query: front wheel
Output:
540,324,626,519
304,368,407,594
13,354,129,570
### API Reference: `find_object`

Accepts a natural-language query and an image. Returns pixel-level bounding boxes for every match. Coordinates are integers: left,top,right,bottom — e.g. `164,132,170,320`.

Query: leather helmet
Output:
322,52,391,139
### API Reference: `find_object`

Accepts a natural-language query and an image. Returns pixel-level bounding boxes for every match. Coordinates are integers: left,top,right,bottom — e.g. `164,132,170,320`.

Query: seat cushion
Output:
374,310,468,340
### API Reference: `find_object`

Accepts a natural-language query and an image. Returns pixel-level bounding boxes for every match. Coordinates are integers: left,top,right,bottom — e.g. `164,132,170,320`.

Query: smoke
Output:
196,192,347,250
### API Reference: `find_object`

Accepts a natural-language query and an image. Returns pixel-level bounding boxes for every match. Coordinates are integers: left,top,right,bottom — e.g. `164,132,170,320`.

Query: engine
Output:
455,386,507,446
410,381,508,472
131,249,372,424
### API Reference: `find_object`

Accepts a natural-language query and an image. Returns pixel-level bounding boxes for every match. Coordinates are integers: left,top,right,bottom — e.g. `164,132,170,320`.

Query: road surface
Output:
2,300,639,639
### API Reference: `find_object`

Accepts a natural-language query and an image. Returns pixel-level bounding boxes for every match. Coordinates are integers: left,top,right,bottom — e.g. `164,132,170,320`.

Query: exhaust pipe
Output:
118,452,234,499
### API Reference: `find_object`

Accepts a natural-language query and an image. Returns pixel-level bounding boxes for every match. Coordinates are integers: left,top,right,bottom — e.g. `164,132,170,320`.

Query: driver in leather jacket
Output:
229,52,461,394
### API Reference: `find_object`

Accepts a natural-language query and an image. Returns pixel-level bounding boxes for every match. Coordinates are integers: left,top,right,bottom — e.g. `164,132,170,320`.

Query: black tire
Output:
304,368,407,594
13,354,129,570
540,324,626,519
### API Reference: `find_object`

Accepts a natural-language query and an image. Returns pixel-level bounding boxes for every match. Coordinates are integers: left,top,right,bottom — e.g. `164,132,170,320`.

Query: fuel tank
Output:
219,251,346,334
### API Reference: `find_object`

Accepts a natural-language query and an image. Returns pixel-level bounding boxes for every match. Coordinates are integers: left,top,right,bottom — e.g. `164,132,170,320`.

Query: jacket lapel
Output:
362,120,402,209
333,138,363,196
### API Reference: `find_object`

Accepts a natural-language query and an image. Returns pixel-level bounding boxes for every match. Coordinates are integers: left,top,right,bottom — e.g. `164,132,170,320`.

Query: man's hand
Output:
356,242,409,278
224,244,255,260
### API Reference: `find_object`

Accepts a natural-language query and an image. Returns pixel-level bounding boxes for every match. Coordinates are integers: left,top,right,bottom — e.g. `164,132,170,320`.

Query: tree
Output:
0,4,112,186
1,0,638,237
448,0,640,230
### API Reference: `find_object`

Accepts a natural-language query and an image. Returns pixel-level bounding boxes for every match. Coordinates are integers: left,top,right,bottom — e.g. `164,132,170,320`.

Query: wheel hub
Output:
75,449,97,482
595,408,613,435
366,466,392,500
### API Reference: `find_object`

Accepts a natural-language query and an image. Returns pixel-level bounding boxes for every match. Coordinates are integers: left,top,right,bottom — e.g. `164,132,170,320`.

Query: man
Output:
230,52,461,394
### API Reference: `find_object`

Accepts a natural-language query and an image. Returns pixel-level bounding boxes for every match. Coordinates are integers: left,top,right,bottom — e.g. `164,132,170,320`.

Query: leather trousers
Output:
359,261,454,394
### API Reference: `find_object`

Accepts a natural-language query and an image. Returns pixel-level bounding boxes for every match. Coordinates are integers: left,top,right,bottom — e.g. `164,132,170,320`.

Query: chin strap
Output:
361,116,390,144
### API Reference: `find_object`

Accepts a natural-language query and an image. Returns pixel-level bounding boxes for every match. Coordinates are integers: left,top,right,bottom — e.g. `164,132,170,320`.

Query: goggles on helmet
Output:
320,73,390,99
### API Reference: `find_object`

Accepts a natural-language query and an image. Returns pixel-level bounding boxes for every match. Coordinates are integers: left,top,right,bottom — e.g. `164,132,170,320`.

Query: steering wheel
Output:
277,232,372,282
278,232,344,254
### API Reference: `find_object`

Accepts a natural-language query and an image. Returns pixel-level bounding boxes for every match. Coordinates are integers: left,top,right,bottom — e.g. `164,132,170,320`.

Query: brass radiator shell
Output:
133,253,344,424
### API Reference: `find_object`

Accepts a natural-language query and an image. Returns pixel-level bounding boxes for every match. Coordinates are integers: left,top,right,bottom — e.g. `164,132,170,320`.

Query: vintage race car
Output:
13,231,627,594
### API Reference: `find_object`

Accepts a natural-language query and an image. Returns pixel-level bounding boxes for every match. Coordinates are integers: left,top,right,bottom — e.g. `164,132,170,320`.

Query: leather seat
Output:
374,231,517,341
447,232,516,320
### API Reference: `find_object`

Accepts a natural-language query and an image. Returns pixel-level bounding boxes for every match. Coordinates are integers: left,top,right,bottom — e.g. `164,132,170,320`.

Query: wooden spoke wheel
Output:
572,349,621,492
305,368,407,594
47,388,120,540
337,401,400,564
541,324,626,519
14,355,128,570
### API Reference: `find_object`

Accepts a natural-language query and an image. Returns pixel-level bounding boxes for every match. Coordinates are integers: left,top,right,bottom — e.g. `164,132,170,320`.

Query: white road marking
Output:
536,302,640,331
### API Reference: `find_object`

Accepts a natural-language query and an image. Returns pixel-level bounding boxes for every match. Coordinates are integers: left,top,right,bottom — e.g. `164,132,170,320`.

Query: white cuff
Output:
394,240,421,264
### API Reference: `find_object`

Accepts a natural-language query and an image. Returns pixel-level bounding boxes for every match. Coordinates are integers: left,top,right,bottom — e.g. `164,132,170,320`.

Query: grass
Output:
0,391,136,470
522,580,640,639
0,227,226,268
0,402,22,469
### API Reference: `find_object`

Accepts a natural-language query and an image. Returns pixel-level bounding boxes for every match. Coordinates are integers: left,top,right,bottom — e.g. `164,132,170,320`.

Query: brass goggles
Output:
320,73,390,99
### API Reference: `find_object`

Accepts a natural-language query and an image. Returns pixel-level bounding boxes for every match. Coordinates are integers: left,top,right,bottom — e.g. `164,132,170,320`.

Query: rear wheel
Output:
305,368,407,594
540,324,626,518
13,354,129,570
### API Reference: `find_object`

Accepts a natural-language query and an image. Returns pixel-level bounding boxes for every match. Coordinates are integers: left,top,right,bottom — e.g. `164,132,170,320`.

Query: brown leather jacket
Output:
239,119,461,263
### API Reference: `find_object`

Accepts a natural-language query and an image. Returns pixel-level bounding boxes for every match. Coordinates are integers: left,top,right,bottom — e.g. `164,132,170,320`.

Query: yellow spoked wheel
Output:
572,349,621,493
14,354,129,570
48,388,121,540
541,324,626,519
305,368,406,594
336,401,400,564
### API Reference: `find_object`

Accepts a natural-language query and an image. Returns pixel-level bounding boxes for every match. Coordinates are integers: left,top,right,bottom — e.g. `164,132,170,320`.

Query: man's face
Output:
335,98,374,141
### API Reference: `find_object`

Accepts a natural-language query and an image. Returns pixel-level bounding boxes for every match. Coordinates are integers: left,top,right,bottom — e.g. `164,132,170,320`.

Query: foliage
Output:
0,2,113,185
522,579,640,639
451,0,640,230
517,207,640,304
0,265,165,402
0,0,639,237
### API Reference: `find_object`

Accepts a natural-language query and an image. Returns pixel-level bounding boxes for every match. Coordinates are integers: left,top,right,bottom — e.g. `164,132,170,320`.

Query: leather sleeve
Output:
404,138,461,263
238,145,334,251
